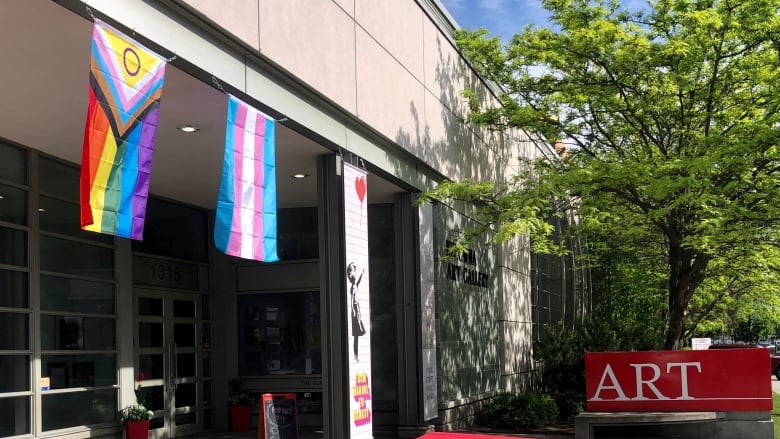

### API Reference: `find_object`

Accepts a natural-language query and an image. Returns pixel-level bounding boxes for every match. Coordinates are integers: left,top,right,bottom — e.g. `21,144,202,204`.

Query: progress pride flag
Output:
585,348,771,412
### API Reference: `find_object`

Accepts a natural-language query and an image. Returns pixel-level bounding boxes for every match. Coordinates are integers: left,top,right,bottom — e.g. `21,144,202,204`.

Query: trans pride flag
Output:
80,20,166,240
214,95,279,262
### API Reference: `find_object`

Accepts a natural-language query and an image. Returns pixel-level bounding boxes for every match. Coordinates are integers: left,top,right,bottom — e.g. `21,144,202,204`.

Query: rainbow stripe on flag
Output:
80,20,166,240
214,95,279,262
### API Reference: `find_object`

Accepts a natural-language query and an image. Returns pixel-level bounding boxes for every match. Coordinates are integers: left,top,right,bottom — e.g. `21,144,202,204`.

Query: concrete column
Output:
318,154,349,438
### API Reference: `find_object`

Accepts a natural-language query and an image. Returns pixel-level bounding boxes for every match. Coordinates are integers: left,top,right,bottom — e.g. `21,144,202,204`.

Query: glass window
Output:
139,354,164,380
237,292,321,376
276,207,318,261
202,323,211,350
0,141,26,184
38,156,78,201
204,380,212,406
0,395,30,437
0,269,28,309
175,411,196,426
40,236,114,279
173,300,195,318
41,355,117,389
0,355,29,392
174,382,196,408
39,196,113,243
176,353,196,377
138,297,163,316
367,204,398,401
138,322,163,348
0,313,28,350
132,197,208,262
0,227,26,267
0,184,26,225
173,323,195,347
40,275,114,315
40,316,116,350
203,351,211,377
42,388,117,430
202,296,211,320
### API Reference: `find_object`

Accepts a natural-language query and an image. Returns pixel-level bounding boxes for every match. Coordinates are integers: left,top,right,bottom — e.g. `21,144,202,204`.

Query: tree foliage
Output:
425,0,780,348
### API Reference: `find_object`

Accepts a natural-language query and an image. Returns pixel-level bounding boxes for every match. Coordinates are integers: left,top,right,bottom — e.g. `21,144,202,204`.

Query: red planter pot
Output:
229,405,252,432
125,420,150,439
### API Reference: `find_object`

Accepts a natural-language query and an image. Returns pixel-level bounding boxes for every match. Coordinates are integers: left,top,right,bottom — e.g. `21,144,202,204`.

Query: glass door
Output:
135,289,202,439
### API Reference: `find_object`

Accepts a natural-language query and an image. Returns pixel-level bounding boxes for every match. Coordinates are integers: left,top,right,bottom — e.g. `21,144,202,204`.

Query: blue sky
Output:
439,0,552,41
439,0,649,42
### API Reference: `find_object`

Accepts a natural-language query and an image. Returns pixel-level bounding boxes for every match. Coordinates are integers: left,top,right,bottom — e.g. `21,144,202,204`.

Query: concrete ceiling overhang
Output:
0,0,400,209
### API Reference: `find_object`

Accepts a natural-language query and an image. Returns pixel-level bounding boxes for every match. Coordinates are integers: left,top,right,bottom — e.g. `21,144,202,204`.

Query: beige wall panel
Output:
258,0,357,114
355,29,425,157
423,95,504,184
468,134,502,183
500,237,532,278
422,18,471,116
85,0,247,90
182,0,259,48
355,0,424,80
498,265,531,323
422,93,469,181
500,321,534,380
331,0,354,17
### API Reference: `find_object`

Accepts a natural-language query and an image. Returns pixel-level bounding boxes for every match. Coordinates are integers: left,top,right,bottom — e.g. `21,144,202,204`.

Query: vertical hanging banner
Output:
344,162,373,438
80,19,167,240
214,95,279,262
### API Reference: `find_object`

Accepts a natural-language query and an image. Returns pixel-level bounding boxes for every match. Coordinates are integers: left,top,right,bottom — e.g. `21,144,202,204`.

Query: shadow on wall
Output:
386,25,548,426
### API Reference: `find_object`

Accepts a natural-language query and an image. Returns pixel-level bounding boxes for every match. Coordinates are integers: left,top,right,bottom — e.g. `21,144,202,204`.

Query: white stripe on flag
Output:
240,110,257,259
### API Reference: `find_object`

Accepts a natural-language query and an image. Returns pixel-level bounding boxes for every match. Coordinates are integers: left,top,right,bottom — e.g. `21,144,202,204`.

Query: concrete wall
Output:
432,203,502,428
179,0,505,185
496,130,548,393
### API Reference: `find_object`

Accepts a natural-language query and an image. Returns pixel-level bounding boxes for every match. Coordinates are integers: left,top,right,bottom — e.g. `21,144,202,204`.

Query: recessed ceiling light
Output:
292,173,309,179
179,125,199,133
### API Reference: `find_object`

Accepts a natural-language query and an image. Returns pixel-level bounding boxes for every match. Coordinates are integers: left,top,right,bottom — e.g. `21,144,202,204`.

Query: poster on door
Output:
344,162,373,438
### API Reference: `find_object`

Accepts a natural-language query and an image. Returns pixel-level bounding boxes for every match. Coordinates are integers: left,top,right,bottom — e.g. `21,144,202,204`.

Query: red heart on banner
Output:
355,176,366,203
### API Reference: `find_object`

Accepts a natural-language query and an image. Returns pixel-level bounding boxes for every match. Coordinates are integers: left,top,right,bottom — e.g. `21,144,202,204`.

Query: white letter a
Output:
591,364,629,401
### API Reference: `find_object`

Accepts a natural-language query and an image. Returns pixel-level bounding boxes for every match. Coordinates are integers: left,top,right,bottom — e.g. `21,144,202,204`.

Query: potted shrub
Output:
227,379,254,432
119,373,153,439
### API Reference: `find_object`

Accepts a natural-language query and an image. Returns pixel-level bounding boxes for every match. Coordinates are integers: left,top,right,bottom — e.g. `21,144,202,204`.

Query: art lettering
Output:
444,240,490,288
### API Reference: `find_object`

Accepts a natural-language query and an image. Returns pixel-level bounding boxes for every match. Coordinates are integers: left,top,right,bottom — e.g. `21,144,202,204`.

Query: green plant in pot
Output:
120,373,153,439
228,379,254,432
119,372,153,422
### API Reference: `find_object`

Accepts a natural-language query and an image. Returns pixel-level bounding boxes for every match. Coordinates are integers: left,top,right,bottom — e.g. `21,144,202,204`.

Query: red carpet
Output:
418,433,534,438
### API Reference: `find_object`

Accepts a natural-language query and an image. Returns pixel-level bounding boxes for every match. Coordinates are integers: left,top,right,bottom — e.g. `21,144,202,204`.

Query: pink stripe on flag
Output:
252,111,266,261
228,103,248,256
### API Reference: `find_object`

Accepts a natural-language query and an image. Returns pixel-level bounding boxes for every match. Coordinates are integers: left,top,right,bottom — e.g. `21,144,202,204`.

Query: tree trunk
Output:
665,285,686,349
664,234,709,350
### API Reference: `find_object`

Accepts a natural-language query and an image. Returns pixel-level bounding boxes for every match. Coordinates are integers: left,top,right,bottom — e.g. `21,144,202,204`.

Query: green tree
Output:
424,0,780,348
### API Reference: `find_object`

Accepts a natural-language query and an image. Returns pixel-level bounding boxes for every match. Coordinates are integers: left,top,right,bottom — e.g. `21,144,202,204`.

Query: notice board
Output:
258,393,298,439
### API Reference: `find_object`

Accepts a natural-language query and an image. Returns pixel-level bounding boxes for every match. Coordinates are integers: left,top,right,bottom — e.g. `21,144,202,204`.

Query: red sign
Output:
585,349,771,412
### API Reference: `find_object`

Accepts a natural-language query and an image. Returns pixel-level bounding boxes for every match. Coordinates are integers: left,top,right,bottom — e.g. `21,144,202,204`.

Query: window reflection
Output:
0,396,30,436
0,184,27,225
42,389,117,430
40,275,114,314
237,292,321,376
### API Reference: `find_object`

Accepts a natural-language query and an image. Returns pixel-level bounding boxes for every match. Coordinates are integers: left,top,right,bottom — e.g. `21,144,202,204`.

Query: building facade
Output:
0,0,589,438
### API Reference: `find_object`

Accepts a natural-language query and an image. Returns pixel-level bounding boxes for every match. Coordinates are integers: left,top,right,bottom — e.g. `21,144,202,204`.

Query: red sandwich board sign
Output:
258,393,298,439
585,348,772,412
